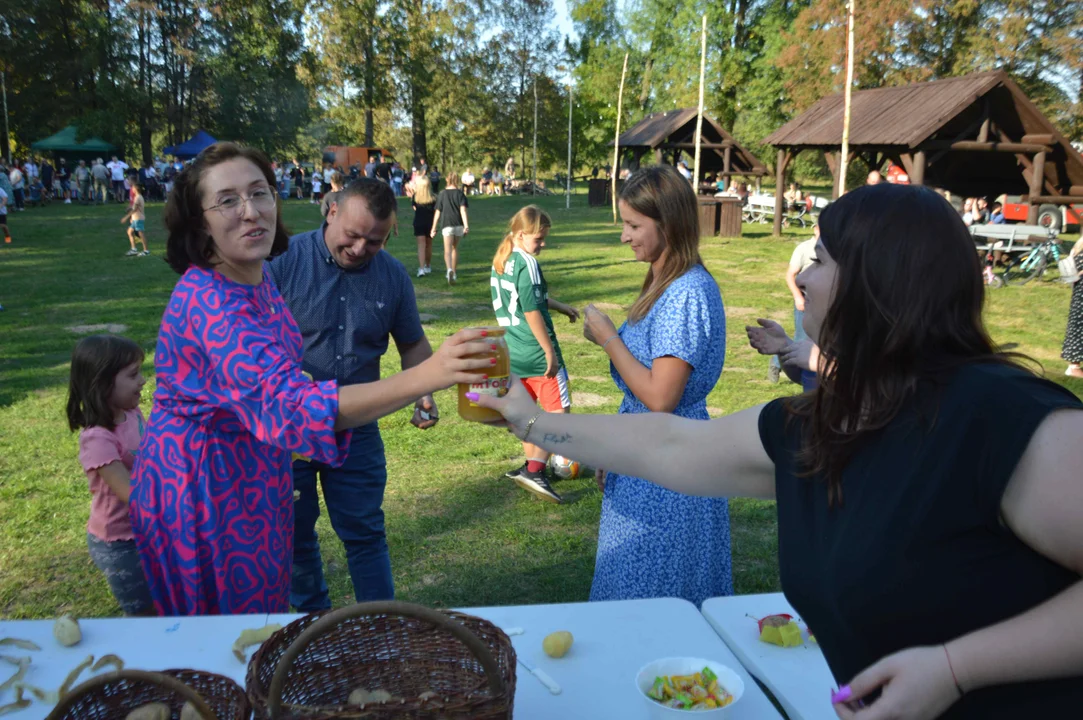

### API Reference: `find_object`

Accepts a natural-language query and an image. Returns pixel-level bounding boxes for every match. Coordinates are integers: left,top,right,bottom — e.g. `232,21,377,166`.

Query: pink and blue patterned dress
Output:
131,265,351,615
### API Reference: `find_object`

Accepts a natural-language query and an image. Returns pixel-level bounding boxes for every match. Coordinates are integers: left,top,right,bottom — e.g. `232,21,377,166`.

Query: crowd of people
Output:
48,138,1083,718
2,155,185,209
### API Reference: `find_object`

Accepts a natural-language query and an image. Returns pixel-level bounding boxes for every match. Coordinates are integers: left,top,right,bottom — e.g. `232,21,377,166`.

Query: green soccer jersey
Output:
491,248,564,378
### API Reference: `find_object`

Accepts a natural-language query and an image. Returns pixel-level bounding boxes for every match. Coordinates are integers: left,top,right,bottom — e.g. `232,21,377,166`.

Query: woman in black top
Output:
411,175,437,277
472,184,1083,719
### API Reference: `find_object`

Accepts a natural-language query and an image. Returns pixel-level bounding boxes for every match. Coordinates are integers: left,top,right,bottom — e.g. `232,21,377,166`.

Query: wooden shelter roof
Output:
765,70,1083,198
616,108,768,176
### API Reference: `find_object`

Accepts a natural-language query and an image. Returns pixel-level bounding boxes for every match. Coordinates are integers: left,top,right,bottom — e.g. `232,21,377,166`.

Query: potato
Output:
349,687,394,705
53,615,81,647
125,702,170,720
542,630,573,658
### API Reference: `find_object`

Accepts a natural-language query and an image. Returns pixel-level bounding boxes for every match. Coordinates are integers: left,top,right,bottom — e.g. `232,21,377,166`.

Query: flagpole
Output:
838,0,856,195
612,52,629,224
693,14,707,195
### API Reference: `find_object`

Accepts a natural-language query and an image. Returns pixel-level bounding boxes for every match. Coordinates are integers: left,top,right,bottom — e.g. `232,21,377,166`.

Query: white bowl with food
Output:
635,657,745,717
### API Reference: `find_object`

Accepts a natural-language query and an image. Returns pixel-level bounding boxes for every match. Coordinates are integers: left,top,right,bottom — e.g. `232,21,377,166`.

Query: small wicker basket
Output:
246,601,517,720
45,668,250,720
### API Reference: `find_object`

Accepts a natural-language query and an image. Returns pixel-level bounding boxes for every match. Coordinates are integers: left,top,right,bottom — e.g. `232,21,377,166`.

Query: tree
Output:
310,0,394,146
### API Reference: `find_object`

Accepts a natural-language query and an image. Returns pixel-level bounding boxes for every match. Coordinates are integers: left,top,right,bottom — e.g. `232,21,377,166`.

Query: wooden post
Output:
612,52,629,224
1027,151,1046,224
911,149,926,186
723,146,732,177
692,14,707,195
773,149,789,237
837,0,856,195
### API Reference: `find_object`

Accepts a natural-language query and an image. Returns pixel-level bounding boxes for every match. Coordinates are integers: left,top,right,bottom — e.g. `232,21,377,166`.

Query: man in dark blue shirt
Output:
267,178,437,610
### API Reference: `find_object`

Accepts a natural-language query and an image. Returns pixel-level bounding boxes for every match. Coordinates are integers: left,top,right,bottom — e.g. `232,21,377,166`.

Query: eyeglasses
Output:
203,186,276,218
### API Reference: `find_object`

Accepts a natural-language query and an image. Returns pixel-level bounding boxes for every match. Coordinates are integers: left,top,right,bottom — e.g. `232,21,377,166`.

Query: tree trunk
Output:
363,30,376,146
639,56,653,111
137,8,152,165
411,85,428,164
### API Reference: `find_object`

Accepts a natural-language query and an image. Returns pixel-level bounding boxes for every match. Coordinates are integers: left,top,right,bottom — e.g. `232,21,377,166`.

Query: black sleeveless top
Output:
758,363,1083,718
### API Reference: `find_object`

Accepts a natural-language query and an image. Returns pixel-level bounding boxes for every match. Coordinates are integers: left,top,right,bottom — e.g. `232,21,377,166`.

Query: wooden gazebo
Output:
614,108,768,182
764,70,1083,235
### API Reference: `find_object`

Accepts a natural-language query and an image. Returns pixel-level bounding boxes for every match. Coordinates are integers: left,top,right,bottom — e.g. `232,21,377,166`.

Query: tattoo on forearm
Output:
542,433,572,444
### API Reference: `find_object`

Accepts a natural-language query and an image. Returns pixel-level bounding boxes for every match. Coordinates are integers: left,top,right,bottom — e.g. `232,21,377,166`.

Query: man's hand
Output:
746,318,792,356
411,394,439,430
780,339,819,373
562,304,581,323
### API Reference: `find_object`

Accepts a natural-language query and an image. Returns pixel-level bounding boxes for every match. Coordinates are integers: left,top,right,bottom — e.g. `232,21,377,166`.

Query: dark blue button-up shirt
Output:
267,225,425,386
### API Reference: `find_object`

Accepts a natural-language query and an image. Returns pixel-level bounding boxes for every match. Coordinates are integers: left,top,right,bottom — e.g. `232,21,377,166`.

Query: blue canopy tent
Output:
163,130,218,160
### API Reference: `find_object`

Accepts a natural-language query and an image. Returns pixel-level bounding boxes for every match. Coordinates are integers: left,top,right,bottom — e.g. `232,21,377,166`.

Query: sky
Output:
552,0,577,44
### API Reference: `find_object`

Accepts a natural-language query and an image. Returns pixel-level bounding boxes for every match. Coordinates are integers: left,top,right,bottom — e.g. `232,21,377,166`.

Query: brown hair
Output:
163,142,289,274
492,205,552,274
619,165,705,323
786,184,1028,504
66,335,145,432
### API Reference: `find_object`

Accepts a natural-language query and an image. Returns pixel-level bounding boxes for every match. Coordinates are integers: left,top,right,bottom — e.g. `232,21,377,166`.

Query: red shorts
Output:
521,368,571,411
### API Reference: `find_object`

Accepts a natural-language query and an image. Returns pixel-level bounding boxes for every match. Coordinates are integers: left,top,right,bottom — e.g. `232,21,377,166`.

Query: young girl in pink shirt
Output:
66,335,154,615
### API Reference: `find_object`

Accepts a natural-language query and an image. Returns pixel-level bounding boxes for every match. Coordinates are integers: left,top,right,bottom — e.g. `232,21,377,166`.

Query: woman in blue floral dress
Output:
581,165,731,606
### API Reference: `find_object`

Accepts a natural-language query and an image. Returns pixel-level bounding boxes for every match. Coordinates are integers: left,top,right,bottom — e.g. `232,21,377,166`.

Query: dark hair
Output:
786,184,1025,504
338,177,397,220
66,335,145,432
163,142,289,274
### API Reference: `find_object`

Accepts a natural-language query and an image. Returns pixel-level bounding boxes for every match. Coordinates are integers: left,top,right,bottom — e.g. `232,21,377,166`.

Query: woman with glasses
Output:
132,143,495,615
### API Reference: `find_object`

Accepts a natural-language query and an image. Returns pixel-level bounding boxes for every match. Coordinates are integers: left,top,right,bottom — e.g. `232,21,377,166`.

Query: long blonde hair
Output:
621,165,705,323
493,205,552,274
413,175,434,205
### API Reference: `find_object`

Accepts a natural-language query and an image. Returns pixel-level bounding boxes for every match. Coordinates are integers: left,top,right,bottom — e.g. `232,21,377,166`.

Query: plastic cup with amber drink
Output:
458,327,510,422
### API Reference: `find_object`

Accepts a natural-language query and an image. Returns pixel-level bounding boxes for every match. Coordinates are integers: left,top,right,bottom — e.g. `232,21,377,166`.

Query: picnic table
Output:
742,194,823,229
701,593,837,720
968,223,1057,254
0,598,784,719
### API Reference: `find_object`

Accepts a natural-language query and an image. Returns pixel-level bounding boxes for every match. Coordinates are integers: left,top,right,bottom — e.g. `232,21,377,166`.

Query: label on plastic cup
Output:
466,375,510,406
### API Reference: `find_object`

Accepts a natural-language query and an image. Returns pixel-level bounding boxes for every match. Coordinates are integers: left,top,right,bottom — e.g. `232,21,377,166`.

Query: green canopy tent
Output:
30,126,117,163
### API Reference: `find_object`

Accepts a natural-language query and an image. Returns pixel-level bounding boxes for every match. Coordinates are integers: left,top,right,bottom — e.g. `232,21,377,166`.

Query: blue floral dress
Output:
590,264,733,607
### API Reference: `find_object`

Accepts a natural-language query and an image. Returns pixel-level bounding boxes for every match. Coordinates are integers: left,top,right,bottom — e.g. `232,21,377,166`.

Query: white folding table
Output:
2,597,784,719
701,592,837,720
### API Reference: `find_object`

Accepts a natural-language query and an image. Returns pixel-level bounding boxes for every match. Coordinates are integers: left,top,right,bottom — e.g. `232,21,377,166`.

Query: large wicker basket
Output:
45,668,250,720
246,601,517,720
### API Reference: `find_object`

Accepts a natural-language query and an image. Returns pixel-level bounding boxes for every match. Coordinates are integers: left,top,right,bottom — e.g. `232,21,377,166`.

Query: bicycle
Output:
1001,237,1065,285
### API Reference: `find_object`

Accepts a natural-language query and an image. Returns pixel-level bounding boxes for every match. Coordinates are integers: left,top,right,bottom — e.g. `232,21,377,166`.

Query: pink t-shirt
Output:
78,409,144,542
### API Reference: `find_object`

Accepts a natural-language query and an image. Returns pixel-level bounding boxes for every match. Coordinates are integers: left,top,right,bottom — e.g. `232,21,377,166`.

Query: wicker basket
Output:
246,601,517,720
45,668,250,720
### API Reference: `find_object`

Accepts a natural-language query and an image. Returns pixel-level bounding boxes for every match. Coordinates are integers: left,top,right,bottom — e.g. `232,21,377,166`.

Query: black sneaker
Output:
505,463,529,480
514,470,563,504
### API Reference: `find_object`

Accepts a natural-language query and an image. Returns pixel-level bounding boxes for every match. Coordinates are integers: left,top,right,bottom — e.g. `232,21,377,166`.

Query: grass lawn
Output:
1,191,1079,619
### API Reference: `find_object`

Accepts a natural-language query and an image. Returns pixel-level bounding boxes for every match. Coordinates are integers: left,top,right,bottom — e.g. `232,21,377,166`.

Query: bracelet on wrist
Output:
943,644,964,697
522,411,544,442
602,334,620,350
